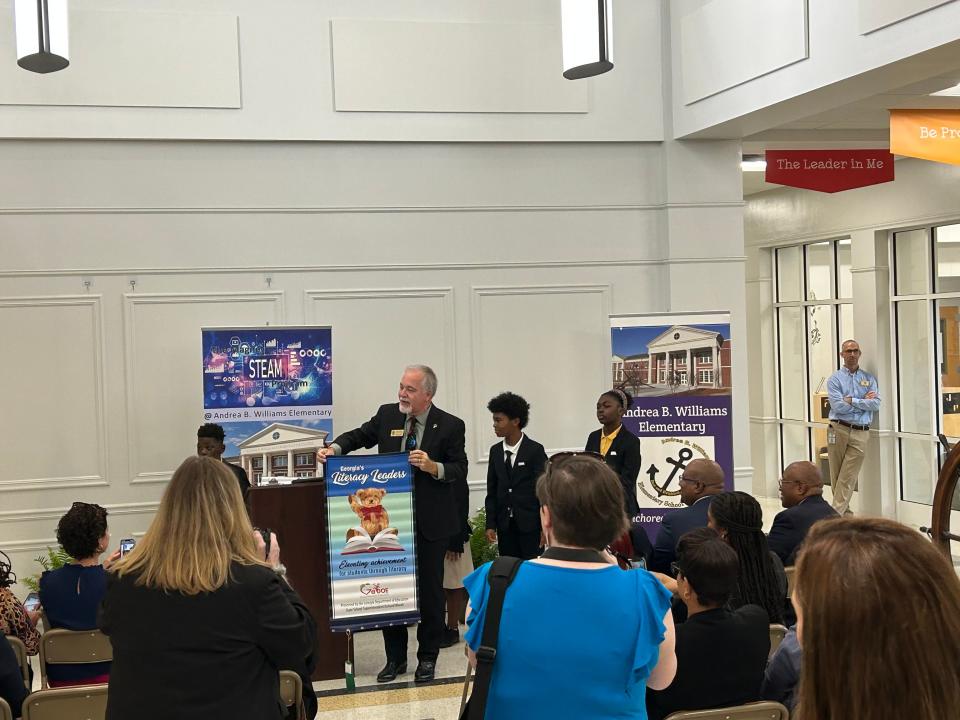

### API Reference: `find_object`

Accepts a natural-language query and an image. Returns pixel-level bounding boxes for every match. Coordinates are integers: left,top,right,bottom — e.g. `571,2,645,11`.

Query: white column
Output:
287,450,294,476
686,348,692,386
714,345,721,388
261,453,268,476
648,354,655,384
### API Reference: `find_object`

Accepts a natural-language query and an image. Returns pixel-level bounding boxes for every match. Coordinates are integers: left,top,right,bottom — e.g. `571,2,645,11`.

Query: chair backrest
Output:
38,629,112,689
768,623,788,658
664,701,790,720
279,670,303,720
0,696,12,720
21,685,108,720
4,635,31,689
784,566,796,598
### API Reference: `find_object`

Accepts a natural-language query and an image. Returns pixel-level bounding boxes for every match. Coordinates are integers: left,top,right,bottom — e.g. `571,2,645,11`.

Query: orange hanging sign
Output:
890,109,960,165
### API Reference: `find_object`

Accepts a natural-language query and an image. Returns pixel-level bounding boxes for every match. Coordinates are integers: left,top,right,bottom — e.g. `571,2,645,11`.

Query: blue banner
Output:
610,313,734,540
200,327,332,483
325,453,419,632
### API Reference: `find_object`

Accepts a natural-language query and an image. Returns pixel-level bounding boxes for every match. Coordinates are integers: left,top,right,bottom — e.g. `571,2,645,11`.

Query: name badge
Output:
609,451,617,456
860,380,870,387
518,461,526,467
390,429,404,437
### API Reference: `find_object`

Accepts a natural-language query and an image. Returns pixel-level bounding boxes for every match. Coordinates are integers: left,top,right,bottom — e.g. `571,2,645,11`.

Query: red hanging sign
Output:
764,149,894,193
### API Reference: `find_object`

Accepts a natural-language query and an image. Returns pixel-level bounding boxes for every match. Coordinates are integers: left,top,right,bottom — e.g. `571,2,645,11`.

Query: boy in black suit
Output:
197,423,250,503
484,392,548,560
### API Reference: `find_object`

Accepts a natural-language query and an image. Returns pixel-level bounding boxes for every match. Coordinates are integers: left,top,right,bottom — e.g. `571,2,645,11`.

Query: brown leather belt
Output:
833,419,869,432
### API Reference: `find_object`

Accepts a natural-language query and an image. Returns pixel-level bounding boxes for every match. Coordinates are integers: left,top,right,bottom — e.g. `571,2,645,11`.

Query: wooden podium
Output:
249,482,348,681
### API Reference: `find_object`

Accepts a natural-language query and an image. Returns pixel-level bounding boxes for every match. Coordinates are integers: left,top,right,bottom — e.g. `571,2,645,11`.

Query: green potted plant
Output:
468,508,498,568
21,545,71,593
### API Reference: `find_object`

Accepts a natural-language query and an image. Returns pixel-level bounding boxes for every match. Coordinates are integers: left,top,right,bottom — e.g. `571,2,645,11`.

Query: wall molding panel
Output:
122,291,285,485
0,295,108,492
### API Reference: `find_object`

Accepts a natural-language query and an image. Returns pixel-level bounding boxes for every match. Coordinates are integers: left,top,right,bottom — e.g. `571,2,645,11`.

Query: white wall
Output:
0,0,664,142
0,138,748,588
670,0,960,138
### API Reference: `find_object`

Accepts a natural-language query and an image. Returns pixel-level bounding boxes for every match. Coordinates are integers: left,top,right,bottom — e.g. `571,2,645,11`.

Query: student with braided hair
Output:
707,491,787,625
586,387,642,518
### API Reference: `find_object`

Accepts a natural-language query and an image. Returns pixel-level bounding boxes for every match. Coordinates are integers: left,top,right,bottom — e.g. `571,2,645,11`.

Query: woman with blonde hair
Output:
99,456,316,720
793,516,960,720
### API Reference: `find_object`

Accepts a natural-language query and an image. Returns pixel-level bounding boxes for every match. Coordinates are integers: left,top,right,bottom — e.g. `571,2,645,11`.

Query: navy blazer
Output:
333,403,468,542
485,435,548,534
585,426,642,516
767,494,839,565
650,495,715,574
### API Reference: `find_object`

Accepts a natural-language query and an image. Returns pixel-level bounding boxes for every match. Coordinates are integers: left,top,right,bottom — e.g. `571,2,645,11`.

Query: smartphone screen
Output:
120,538,136,557
23,592,40,612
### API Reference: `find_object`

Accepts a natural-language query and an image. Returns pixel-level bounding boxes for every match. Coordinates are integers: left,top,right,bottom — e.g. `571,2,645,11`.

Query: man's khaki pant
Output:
827,422,869,515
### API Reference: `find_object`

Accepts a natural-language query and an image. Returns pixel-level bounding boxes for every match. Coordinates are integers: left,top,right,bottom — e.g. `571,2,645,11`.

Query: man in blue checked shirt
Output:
826,339,880,514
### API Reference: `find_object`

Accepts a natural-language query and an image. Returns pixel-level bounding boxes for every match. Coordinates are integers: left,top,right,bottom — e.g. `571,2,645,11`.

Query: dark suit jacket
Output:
646,605,769,720
650,495,716,573
333,403,468,542
767,494,839,565
226,461,250,501
485,436,548,534
585,426,642,516
99,563,316,720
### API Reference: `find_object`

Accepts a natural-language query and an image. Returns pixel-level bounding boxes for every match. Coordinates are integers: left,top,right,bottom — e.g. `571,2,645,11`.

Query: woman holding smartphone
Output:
100,456,317,720
0,551,40,658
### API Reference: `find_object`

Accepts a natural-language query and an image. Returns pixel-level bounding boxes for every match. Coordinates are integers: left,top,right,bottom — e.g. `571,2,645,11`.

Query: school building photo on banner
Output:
611,322,731,397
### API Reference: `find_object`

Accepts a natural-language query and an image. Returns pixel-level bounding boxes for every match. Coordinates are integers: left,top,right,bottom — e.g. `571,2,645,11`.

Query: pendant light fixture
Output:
15,0,70,74
561,0,613,80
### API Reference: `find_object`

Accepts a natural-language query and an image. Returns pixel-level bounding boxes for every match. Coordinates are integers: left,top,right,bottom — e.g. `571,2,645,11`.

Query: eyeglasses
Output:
777,479,798,488
670,561,683,578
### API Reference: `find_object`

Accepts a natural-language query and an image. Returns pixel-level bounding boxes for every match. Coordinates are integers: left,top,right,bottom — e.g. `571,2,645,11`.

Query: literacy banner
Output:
200,327,332,481
325,453,419,632
610,313,734,539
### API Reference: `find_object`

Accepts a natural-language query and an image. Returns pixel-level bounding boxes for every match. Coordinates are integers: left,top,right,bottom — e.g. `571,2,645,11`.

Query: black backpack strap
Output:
468,556,523,720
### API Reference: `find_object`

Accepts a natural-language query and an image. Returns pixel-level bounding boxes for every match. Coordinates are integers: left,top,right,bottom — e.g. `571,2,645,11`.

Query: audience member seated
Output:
39,501,117,687
0,634,27,719
464,455,677,717
0,552,40,659
650,459,724,573
646,528,769,720
708,492,786,625
767,461,838,565
760,625,800,713
100,456,317,720
792,517,960,720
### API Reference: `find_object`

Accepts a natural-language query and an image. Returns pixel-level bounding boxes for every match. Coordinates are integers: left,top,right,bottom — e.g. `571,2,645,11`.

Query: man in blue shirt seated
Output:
646,528,769,720
826,339,880,515
650,459,724,573
767,461,838,566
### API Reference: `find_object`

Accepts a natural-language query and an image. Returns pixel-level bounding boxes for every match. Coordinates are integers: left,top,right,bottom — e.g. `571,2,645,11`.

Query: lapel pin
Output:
432,424,438,429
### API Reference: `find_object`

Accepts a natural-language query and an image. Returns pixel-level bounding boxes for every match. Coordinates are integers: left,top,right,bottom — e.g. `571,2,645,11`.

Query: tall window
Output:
891,223,960,506
773,240,853,472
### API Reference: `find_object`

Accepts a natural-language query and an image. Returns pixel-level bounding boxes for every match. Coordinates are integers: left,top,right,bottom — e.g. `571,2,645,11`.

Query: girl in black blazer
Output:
586,388,642,517
99,456,316,720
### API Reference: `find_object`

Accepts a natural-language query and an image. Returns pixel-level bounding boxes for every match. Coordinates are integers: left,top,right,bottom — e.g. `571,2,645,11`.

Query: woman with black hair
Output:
39,501,118,686
707,491,787,625
586,388,642,518
0,550,40,657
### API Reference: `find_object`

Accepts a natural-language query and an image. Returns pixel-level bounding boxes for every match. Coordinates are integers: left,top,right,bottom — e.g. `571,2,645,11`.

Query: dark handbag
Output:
459,555,523,720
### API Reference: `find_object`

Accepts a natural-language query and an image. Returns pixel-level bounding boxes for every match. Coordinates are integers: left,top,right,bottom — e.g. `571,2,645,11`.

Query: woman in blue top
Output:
464,454,677,719
39,501,118,686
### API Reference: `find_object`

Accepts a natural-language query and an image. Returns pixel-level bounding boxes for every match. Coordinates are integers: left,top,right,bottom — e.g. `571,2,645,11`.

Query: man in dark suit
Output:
649,459,724,573
197,423,250,503
484,392,548,560
320,365,467,684
646,528,769,720
768,460,839,565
